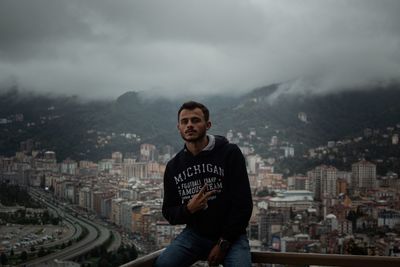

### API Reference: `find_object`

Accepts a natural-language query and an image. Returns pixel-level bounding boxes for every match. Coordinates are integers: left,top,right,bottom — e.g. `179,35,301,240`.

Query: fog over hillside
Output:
0,0,400,99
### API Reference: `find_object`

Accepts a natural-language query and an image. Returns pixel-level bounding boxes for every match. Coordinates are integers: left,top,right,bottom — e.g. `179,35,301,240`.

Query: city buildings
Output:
352,160,377,191
1,126,400,256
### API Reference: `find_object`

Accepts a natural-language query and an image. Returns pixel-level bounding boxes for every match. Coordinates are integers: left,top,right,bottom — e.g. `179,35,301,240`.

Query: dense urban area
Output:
1,111,400,266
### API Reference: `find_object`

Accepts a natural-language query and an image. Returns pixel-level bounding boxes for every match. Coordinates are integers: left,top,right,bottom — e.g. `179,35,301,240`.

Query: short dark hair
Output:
178,101,210,122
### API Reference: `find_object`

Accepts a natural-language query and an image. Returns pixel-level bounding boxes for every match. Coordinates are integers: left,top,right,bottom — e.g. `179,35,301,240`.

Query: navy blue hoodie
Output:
162,135,253,242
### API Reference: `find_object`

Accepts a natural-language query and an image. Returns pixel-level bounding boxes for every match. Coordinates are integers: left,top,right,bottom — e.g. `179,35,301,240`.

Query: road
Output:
24,189,112,266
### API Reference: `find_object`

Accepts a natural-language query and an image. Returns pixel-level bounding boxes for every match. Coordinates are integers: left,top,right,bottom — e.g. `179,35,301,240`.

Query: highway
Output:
24,189,112,266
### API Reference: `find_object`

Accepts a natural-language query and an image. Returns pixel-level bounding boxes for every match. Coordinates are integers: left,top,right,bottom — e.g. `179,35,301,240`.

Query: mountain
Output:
218,82,400,147
0,83,400,166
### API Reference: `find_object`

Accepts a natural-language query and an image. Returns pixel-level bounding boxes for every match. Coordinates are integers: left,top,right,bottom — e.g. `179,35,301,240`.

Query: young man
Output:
154,101,253,267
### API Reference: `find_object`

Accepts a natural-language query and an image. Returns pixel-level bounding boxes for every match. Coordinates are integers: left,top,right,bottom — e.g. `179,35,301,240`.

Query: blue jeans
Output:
153,227,251,267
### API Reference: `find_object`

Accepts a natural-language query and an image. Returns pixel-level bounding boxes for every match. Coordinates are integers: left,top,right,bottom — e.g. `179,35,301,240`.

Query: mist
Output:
0,0,399,100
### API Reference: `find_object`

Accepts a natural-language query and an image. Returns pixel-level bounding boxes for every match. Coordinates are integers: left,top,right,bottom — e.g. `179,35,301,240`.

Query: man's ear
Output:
206,121,212,130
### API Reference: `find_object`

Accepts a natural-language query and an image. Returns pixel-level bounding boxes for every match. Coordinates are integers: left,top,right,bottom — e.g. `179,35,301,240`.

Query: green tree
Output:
90,247,100,258
38,247,46,257
346,210,359,231
98,257,111,267
128,245,138,261
110,253,118,266
120,251,129,265
117,245,125,254
20,251,28,261
256,188,276,197
1,252,8,265
51,216,60,225
100,244,108,256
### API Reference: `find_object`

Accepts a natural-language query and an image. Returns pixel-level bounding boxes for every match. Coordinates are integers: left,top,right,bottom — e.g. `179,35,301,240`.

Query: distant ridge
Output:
1,83,399,163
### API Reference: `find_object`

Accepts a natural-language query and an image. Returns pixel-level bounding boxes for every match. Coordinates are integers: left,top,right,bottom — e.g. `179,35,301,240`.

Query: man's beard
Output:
181,130,207,143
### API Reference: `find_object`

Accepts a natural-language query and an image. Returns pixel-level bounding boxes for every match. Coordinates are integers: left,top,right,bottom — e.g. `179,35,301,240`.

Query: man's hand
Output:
207,244,226,266
186,184,216,214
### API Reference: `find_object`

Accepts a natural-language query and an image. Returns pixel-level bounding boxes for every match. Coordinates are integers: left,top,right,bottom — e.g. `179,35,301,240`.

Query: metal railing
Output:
120,249,164,267
120,250,400,267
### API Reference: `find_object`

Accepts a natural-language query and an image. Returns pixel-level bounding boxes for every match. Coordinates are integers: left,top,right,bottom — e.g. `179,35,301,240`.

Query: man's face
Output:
178,108,211,143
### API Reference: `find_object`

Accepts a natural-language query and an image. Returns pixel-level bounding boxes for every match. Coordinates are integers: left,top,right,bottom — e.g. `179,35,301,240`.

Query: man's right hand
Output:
186,184,216,214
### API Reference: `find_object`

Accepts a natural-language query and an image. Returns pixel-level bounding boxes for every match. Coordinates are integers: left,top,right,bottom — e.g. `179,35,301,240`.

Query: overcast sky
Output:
0,0,399,99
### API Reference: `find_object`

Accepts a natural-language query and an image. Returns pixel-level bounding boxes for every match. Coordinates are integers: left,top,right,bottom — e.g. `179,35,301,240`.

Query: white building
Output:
78,187,91,210
246,154,263,174
307,165,337,200
392,134,399,145
378,209,400,229
60,159,78,175
121,201,135,232
112,151,123,163
140,144,158,162
98,159,113,172
352,160,376,190
268,190,314,211
287,175,309,191
111,198,125,226
281,146,294,158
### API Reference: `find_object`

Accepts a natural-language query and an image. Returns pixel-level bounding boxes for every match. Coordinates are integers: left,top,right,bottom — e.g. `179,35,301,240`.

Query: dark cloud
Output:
0,0,399,99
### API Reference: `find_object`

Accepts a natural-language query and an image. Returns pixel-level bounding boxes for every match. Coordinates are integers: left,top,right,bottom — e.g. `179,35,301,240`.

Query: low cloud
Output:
0,0,399,99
